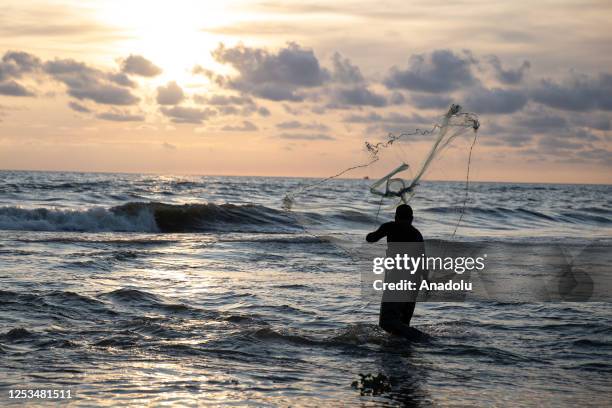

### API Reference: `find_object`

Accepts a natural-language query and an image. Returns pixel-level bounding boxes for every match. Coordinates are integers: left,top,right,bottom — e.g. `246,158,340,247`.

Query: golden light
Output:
94,0,240,85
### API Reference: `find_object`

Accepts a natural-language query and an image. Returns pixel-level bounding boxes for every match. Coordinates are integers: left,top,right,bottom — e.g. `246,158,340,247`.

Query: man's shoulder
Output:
411,225,424,241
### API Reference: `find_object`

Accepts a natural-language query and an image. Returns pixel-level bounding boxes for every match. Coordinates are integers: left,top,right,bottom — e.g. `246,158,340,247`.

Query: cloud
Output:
410,93,452,110
342,111,428,125
278,132,334,140
531,73,612,111
44,58,139,105
514,108,569,134
311,105,326,114
487,56,530,84
342,111,384,123
0,51,39,96
343,111,432,136
537,134,588,151
160,106,215,124
247,2,466,21
68,101,91,113
0,6,123,40
162,142,177,150
276,120,329,131
571,114,610,131
331,52,364,84
573,128,600,141
330,85,388,107
384,50,477,93
0,51,144,104
254,84,306,101
489,106,605,149
390,91,405,105
120,55,162,77
0,51,41,81
221,120,258,131
282,103,301,115
194,93,272,117
96,110,145,122
497,133,533,147
156,81,185,105
192,65,226,86
212,42,329,101
107,72,135,88
0,80,34,96
576,148,612,165
464,87,527,114
197,94,255,106
214,106,240,115
258,106,271,116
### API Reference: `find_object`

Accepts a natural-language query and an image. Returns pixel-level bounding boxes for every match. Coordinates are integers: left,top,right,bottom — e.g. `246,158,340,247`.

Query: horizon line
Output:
1,167,611,187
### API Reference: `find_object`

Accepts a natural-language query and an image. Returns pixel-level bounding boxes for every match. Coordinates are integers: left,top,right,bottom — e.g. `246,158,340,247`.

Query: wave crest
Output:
0,202,301,233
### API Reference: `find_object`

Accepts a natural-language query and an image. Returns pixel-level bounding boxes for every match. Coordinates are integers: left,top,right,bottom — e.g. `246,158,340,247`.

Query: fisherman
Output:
366,204,425,338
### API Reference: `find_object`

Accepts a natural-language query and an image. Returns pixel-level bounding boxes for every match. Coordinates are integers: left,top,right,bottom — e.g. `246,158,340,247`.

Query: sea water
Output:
0,170,611,406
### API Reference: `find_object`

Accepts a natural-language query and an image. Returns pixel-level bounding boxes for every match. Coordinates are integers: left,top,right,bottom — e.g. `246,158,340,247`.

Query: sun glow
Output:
95,0,239,84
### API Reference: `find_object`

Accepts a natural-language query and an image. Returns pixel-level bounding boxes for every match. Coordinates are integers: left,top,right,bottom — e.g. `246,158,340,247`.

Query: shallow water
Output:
1,170,611,406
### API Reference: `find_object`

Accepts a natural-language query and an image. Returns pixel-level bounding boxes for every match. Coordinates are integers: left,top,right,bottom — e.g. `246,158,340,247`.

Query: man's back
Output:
366,220,423,243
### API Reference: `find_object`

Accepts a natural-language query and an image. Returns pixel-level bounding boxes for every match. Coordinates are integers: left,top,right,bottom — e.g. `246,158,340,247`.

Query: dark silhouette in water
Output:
366,204,425,339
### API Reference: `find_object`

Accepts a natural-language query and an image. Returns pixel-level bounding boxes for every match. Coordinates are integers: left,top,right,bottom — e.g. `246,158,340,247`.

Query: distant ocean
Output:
1,170,611,406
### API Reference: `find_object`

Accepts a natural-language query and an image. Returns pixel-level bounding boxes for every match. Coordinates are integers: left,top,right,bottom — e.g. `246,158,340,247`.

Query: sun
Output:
95,0,239,85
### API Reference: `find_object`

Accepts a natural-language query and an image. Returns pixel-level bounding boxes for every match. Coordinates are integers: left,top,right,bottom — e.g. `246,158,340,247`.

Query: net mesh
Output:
283,104,480,212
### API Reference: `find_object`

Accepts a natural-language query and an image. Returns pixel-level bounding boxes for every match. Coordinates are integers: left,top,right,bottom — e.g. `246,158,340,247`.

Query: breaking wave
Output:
0,202,302,233
1,200,610,234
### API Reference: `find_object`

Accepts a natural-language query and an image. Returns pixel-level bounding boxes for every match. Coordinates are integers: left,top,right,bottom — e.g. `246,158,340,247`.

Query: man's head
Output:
395,204,413,223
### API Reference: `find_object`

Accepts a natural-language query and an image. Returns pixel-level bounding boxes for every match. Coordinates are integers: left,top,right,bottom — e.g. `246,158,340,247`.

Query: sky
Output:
0,0,611,183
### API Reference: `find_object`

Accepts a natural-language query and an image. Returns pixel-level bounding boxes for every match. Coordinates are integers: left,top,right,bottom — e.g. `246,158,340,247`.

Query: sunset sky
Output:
0,0,610,183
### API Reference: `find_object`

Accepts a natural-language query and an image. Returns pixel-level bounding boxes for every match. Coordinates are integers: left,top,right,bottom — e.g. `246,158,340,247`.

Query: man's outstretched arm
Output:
366,223,389,242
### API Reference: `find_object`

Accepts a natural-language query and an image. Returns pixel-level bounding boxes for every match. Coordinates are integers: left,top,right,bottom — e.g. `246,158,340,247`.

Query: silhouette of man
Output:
366,204,425,338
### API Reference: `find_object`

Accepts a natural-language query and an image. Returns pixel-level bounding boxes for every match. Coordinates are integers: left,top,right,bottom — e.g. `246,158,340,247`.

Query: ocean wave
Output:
0,289,119,319
567,362,612,373
16,237,179,245
2,199,609,234
0,202,302,233
248,327,322,345
94,335,142,348
1,327,35,341
116,202,300,233
436,343,543,364
101,288,164,304
422,205,612,225
99,288,213,317
1,180,115,193
117,317,187,339
328,323,397,346
242,323,429,348
0,205,158,232
217,235,325,244
329,209,378,223
571,339,612,348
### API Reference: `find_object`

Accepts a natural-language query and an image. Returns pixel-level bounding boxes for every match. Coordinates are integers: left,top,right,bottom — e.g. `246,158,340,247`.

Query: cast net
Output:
283,104,479,226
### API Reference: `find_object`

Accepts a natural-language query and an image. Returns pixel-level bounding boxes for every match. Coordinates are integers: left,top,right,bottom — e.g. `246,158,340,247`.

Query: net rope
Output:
283,104,480,217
